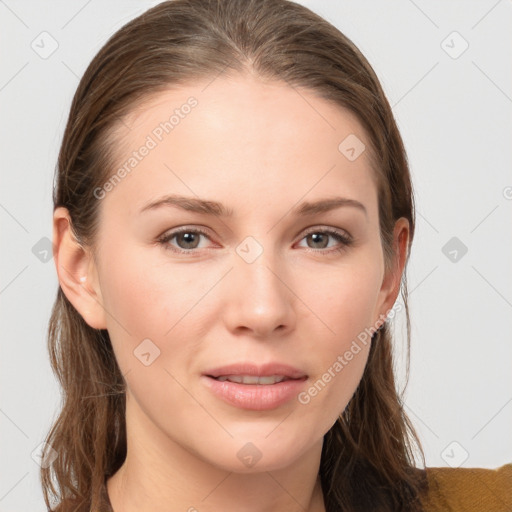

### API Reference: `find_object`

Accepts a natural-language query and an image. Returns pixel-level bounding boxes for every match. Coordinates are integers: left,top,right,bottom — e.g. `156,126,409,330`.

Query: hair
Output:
42,0,430,510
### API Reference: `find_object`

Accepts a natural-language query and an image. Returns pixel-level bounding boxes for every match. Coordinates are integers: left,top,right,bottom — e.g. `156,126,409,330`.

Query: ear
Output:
373,217,410,327
52,207,107,330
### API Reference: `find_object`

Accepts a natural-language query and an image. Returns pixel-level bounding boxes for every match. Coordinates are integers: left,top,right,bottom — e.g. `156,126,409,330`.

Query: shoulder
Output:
419,462,512,512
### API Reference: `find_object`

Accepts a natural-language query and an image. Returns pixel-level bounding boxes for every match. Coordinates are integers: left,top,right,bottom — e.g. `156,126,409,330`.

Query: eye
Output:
158,227,213,253
157,226,353,256
296,228,353,254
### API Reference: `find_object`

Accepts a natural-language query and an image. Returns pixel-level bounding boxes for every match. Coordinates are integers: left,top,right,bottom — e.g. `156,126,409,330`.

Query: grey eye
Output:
173,231,203,249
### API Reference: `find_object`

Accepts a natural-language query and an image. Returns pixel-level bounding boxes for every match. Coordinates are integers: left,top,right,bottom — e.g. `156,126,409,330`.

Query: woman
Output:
43,0,511,511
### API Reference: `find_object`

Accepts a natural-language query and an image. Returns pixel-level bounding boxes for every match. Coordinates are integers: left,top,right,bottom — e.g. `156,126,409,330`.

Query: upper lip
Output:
203,362,307,379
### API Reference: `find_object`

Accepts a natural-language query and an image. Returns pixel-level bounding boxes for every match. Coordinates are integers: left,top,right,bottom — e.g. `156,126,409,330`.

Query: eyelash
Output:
157,226,353,256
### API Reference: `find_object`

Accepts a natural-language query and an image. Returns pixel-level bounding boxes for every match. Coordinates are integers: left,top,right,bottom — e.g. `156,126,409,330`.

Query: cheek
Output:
305,256,382,343
295,258,381,419
96,243,212,372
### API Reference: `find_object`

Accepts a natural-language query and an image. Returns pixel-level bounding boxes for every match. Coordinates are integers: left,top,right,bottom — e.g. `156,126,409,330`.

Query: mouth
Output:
203,362,307,381
201,362,308,410
211,375,297,385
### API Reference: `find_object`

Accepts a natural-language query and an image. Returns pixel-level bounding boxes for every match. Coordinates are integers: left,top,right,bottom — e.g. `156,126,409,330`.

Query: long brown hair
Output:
43,0,428,510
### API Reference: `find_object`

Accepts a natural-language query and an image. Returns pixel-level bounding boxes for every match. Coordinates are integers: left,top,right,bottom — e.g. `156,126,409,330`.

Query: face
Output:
69,74,405,473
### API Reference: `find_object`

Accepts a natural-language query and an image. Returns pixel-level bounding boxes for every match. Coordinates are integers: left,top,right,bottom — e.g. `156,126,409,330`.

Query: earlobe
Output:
52,207,107,330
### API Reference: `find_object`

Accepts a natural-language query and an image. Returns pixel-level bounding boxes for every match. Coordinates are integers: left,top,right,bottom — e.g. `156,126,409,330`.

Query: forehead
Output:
103,73,379,220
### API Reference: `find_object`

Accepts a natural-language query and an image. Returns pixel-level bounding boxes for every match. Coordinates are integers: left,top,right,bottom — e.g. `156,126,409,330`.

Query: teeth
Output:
215,375,288,385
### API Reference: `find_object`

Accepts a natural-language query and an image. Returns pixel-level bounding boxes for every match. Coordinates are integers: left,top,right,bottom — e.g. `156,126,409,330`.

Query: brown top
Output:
55,463,512,512
419,462,512,511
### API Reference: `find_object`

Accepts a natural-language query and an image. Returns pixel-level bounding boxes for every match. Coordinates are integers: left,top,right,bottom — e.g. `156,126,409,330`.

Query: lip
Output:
202,362,307,379
201,362,308,411
201,375,307,411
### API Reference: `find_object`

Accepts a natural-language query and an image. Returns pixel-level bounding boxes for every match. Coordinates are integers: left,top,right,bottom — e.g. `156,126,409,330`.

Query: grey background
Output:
1,0,511,509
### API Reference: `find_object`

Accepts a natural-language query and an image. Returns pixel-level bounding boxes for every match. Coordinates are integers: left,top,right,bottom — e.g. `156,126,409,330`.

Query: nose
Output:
221,243,296,339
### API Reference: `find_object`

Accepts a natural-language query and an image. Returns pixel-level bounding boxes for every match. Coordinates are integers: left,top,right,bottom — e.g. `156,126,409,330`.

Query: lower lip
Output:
201,375,307,411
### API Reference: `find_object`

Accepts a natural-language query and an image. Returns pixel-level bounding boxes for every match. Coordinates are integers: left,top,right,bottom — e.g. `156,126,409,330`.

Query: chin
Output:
195,433,315,473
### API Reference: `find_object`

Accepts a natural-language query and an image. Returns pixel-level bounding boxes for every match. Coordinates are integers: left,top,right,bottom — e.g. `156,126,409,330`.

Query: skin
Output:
53,73,409,512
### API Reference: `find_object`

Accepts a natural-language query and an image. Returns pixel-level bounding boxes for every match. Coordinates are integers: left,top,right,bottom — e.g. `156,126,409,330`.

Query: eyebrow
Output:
139,194,367,218
140,194,234,217
293,197,367,217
